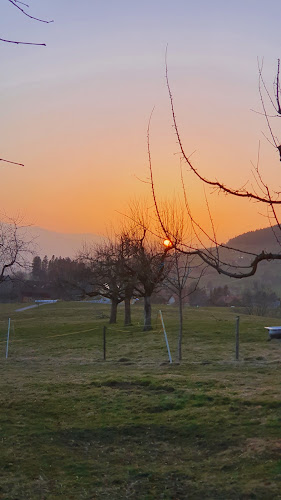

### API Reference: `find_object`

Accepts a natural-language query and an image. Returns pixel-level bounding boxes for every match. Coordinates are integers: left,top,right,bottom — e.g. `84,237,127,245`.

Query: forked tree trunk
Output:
109,299,118,324
178,293,183,361
124,296,132,326
143,295,152,331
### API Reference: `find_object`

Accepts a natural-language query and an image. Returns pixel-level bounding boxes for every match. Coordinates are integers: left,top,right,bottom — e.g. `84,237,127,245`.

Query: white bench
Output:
264,326,281,339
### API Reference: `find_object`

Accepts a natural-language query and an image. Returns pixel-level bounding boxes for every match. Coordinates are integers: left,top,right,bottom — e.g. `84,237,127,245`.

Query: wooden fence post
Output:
103,326,106,361
235,316,240,361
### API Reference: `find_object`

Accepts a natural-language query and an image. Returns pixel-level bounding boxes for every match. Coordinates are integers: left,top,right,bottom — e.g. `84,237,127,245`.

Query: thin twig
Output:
0,37,46,46
7,0,53,23
147,107,172,241
275,59,281,114
0,158,24,166
165,50,281,205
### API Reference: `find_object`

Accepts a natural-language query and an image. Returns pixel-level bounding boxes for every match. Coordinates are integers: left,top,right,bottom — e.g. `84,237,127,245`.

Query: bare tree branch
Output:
165,52,281,204
1,0,53,46
145,55,281,279
7,0,53,24
0,37,46,46
0,158,24,166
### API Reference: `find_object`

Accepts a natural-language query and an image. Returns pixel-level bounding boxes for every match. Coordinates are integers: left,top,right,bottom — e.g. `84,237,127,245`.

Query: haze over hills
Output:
28,224,281,260
27,226,102,259
14,223,281,296
202,224,281,294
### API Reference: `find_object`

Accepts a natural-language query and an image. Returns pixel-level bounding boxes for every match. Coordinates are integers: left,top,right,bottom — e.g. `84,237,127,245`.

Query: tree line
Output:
3,242,279,318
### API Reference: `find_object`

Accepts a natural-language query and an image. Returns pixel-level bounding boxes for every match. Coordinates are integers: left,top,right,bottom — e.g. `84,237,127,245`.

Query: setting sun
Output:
163,239,173,248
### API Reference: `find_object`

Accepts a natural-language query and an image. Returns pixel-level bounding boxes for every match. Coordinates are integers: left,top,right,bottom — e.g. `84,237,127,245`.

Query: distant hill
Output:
226,225,281,253
198,225,281,295
24,226,102,259
29,224,281,262
15,223,281,295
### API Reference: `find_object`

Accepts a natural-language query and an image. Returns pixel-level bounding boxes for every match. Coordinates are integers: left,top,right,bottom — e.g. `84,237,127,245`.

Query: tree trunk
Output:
109,299,118,324
178,292,183,361
143,295,152,331
124,296,132,326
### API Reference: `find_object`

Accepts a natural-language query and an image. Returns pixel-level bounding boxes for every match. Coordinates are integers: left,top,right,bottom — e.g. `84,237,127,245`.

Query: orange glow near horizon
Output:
2,2,281,244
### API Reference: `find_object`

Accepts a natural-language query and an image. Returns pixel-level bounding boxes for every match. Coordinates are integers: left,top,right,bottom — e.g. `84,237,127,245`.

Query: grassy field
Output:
0,302,281,499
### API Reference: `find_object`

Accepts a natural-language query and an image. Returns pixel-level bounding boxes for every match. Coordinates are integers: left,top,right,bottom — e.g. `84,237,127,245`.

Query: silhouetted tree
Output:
0,217,32,286
32,255,42,280
209,286,230,306
188,284,209,306
79,240,129,324
242,283,279,316
123,231,171,331
40,255,48,281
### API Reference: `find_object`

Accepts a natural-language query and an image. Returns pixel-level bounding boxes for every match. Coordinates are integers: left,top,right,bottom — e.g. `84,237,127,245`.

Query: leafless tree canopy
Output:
148,57,281,279
78,226,172,330
0,216,33,284
79,238,135,324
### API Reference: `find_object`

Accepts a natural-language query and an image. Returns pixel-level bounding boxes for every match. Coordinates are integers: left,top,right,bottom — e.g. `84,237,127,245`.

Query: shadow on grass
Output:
52,421,239,454
32,425,270,499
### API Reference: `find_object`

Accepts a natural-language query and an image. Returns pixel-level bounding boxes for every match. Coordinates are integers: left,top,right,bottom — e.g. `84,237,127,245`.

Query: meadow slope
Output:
0,302,280,499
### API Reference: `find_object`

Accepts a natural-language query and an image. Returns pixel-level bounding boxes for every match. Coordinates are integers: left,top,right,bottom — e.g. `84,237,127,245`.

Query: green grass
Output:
0,302,281,499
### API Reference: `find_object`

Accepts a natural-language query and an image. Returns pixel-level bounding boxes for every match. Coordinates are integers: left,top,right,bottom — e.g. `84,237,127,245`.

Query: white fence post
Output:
159,310,172,363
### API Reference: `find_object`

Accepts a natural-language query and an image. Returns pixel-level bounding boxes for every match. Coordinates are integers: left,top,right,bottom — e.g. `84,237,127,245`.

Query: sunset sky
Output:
2,0,281,243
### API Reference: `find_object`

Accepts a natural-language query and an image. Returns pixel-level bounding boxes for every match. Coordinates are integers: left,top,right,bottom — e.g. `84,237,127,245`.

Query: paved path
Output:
15,300,58,313
15,304,39,312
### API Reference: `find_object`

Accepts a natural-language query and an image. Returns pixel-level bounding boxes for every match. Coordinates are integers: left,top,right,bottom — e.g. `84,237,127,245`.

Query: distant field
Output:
0,302,281,499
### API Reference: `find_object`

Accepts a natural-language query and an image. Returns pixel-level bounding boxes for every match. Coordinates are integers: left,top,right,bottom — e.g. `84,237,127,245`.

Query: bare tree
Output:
80,233,170,329
0,216,33,285
79,239,132,324
121,200,176,330
148,57,281,279
241,282,279,317
118,234,139,326
122,229,171,331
